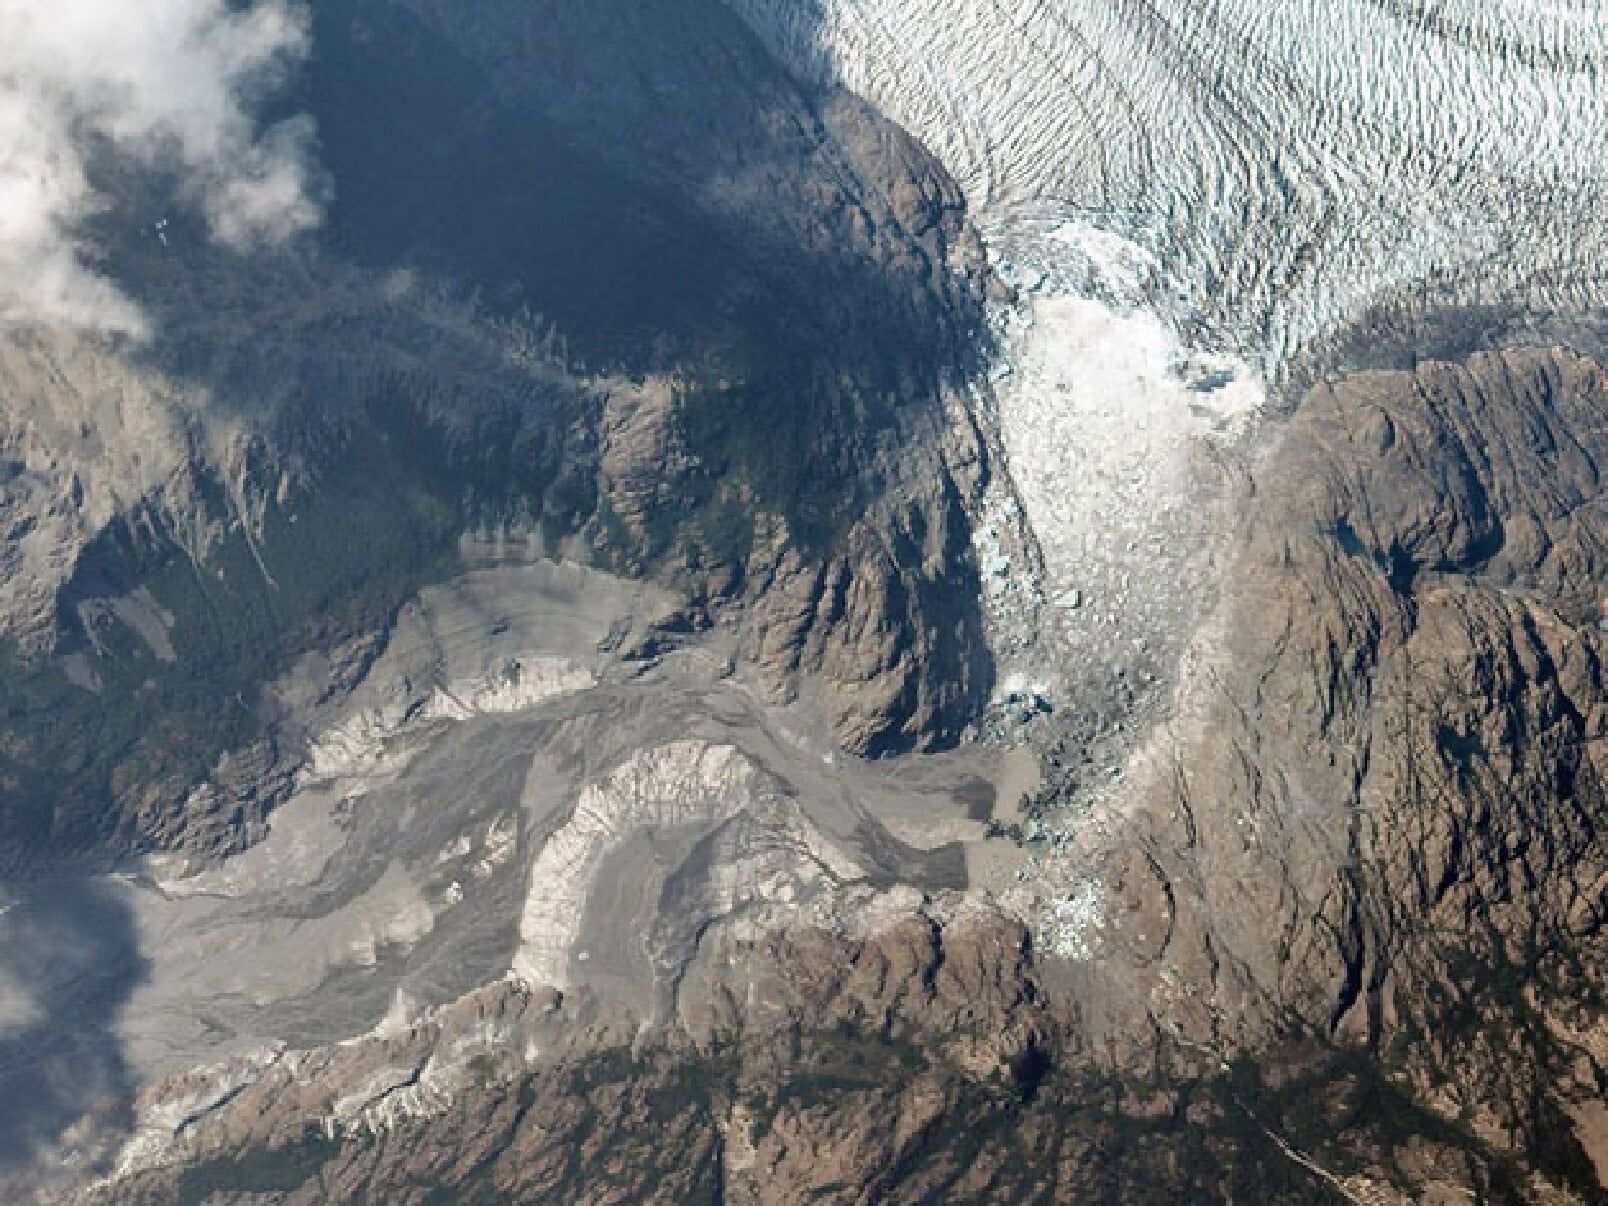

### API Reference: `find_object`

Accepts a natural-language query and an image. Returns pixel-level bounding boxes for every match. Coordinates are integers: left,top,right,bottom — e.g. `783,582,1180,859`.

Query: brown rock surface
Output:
87,344,1608,1205
1064,345,1608,1196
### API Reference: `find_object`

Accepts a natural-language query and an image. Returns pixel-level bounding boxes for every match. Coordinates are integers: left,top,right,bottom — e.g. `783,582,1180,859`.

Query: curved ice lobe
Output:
512,742,857,995
512,743,751,991
723,0,1608,364
304,655,596,788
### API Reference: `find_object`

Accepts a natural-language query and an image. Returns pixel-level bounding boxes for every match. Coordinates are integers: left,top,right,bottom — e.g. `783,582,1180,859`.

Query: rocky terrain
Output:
52,344,1604,1206
0,0,998,872
0,0,1605,1203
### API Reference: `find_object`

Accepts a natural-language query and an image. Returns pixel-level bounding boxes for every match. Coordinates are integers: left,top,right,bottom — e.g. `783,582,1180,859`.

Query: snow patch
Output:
108,1044,287,1181
1039,881,1107,960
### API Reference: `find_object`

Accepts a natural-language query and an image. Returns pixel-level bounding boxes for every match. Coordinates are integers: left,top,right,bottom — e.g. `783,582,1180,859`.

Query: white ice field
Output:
724,0,1608,711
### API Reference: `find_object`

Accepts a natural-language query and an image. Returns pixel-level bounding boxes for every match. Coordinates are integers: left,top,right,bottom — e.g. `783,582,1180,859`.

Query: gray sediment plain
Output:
0,553,1033,1144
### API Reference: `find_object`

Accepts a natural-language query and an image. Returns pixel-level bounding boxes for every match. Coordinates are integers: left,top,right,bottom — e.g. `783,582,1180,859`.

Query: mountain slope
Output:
75,346,1608,1205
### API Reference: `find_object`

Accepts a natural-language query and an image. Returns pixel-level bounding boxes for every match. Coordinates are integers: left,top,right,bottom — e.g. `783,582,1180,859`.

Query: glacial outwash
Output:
0,1,1603,1202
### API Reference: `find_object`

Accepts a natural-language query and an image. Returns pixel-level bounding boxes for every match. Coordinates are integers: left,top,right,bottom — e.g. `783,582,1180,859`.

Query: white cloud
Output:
0,0,322,334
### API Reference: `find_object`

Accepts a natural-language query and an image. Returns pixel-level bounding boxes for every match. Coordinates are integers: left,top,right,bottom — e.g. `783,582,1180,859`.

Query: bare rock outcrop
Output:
86,345,1608,1205
0,0,998,866
1054,345,1608,1197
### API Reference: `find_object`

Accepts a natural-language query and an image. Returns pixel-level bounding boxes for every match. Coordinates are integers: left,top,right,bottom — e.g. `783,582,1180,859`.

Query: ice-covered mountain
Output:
724,0,1608,364
0,1,1605,1202
726,0,1608,781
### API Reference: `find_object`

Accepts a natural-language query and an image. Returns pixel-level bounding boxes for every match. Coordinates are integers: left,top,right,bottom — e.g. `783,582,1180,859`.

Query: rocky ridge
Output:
52,344,1608,1204
0,0,999,869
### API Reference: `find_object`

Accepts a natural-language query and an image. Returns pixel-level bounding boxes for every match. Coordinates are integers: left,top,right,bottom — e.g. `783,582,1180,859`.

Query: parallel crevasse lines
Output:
724,0,1608,365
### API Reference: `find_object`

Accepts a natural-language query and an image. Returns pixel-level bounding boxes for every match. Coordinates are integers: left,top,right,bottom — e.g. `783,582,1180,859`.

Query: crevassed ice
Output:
511,742,759,991
724,0,1608,362
726,0,1608,716
993,295,1259,683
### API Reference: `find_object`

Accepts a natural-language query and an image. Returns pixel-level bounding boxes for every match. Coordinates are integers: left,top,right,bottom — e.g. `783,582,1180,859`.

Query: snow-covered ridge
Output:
724,0,1608,364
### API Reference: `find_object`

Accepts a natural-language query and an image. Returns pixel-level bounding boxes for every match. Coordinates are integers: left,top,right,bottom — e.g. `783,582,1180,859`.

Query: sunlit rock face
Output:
722,0,1608,365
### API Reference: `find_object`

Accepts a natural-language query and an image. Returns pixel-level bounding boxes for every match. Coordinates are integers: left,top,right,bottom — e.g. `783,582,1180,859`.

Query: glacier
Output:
723,0,1608,363
724,0,1608,752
